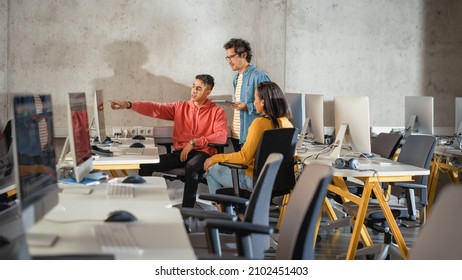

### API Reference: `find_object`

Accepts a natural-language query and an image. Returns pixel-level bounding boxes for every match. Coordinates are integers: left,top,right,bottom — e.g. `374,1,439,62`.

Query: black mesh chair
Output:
182,153,284,258
204,163,333,259
200,128,298,218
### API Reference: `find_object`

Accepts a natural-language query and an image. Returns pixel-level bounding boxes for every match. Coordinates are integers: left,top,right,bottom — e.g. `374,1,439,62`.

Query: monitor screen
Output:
11,94,59,231
0,120,15,196
94,89,108,144
285,92,304,131
455,97,462,135
305,94,325,144
67,92,93,182
404,96,434,137
333,96,371,157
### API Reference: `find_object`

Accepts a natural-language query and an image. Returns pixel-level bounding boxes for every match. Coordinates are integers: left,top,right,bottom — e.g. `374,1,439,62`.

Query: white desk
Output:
61,146,160,177
28,177,196,260
300,150,429,260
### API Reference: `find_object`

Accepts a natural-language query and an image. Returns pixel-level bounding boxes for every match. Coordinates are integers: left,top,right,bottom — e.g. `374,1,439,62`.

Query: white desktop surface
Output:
93,146,160,165
302,156,430,177
59,177,172,205
28,176,196,260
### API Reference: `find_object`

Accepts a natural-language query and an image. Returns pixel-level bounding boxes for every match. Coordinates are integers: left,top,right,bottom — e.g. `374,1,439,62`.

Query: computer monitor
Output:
404,96,434,138
453,97,462,149
304,94,325,144
285,92,304,131
93,89,108,144
330,96,371,159
64,92,93,182
455,97,462,135
11,94,59,233
0,120,14,197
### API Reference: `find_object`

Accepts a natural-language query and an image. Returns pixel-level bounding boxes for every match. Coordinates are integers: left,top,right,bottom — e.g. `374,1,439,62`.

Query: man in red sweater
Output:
111,74,228,207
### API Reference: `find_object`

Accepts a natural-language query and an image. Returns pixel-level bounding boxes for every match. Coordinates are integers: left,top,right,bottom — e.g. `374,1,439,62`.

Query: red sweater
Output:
131,99,228,155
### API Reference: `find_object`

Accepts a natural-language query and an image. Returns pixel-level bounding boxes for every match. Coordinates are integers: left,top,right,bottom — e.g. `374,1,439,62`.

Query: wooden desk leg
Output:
323,197,338,221
372,182,409,259
428,157,442,213
345,179,373,260
448,168,459,184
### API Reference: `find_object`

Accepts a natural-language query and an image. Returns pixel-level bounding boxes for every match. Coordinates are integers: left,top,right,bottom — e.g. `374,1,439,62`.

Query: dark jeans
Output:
231,137,242,152
139,150,209,208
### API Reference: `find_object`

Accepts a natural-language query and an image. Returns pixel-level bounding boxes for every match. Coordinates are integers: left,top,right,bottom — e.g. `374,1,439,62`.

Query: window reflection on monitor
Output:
305,94,325,144
331,96,371,158
404,96,434,138
66,92,93,182
94,89,108,144
11,94,59,233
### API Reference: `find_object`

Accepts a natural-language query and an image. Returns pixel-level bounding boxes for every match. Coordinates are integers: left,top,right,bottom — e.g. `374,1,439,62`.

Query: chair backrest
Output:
397,134,436,185
410,186,462,259
276,163,333,260
371,132,402,159
253,128,298,197
242,153,283,259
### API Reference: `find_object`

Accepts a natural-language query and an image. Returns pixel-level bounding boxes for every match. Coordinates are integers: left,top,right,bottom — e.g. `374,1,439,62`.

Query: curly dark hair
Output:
223,38,252,63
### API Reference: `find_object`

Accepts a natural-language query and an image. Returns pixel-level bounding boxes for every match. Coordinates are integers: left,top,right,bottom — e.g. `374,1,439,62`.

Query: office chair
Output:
152,126,228,182
410,185,462,260
203,163,333,259
339,134,436,260
320,132,403,233
182,153,284,258
199,128,298,229
151,126,228,207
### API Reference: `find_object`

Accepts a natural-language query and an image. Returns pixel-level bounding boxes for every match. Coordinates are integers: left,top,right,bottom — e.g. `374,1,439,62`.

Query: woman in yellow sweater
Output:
203,81,293,195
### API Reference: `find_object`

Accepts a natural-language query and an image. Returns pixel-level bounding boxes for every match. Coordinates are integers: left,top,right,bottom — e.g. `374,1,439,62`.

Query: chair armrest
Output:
218,162,248,170
393,183,427,189
198,193,249,206
180,208,237,221
205,219,273,235
208,143,228,154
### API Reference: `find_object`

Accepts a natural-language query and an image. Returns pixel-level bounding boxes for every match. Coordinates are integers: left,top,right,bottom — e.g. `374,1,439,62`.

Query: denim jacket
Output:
233,64,270,144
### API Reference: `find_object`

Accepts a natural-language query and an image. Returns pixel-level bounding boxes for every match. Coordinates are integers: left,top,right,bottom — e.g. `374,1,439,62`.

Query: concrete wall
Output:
2,0,462,136
0,0,8,125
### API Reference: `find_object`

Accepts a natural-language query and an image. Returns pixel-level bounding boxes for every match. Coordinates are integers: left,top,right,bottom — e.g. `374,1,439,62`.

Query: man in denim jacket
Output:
224,38,270,151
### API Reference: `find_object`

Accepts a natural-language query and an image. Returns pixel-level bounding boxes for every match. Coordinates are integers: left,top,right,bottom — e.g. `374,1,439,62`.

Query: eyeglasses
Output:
225,53,240,61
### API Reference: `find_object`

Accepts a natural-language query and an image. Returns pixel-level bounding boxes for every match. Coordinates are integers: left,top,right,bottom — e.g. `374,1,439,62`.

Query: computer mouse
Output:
132,135,146,140
122,175,146,184
129,142,145,148
105,210,138,223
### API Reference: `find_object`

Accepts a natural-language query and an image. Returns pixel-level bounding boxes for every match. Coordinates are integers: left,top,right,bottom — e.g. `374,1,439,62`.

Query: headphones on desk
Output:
332,157,360,170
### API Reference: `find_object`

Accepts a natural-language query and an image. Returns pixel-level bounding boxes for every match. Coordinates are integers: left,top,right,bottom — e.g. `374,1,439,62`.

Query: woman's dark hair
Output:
256,81,292,128
223,38,252,63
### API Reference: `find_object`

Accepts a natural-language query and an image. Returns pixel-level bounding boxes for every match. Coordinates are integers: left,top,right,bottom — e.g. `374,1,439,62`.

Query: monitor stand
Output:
57,137,71,169
329,123,348,160
404,114,417,138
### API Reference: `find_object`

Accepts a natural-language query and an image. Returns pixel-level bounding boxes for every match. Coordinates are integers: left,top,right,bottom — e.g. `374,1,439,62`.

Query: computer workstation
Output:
1,93,194,260
404,96,434,138
58,92,159,178
298,95,432,259
296,94,326,151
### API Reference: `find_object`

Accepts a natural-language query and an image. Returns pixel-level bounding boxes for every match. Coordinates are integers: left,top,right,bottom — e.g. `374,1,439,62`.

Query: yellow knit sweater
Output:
208,116,293,178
